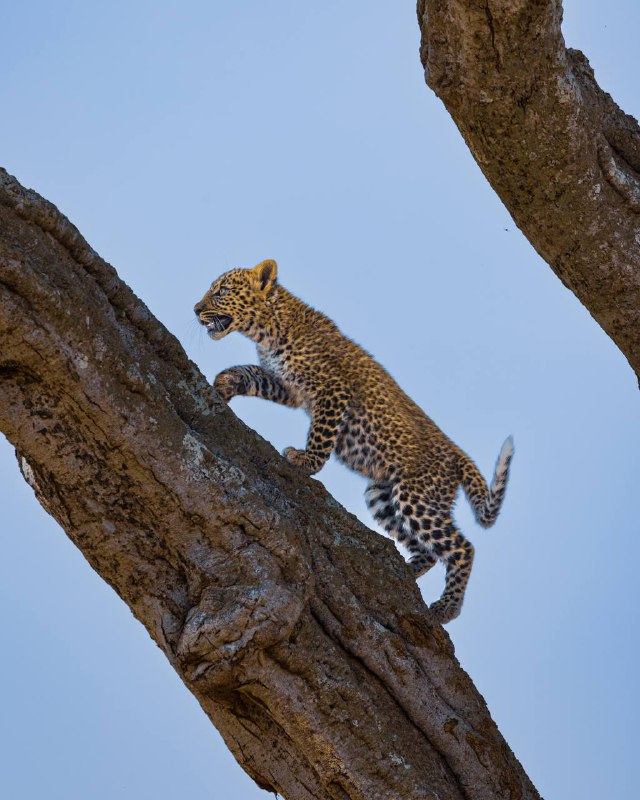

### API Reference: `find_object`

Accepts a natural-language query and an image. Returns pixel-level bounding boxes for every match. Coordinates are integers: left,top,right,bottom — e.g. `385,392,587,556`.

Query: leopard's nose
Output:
194,301,205,317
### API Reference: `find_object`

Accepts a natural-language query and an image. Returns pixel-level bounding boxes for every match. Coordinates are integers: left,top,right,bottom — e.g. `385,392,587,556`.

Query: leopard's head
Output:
194,259,278,340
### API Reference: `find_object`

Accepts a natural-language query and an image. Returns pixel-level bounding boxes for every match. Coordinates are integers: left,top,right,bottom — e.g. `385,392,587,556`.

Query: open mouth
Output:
205,314,233,334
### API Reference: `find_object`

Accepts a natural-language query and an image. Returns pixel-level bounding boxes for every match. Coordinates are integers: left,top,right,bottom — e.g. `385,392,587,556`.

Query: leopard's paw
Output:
429,598,461,626
214,369,245,402
283,447,315,475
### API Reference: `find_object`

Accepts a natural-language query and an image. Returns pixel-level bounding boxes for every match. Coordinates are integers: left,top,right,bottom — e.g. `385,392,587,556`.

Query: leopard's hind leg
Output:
381,479,475,624
365,481,436,574
427,518,474,624
364,481,397,530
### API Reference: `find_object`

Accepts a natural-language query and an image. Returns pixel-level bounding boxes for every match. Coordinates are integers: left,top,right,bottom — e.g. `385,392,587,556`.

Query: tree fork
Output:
418,0,640,383
0,167,538,798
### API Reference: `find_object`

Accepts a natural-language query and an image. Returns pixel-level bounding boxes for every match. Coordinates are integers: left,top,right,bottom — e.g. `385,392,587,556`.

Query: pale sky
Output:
1,2,639,798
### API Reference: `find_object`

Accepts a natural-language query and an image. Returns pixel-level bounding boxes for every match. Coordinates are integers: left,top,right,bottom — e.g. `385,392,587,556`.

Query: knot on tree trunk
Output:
597,135,640,213
177,576,307,687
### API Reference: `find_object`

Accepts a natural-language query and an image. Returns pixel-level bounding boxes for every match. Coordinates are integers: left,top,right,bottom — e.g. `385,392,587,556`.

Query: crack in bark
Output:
484,1,502,71
308,598,473,800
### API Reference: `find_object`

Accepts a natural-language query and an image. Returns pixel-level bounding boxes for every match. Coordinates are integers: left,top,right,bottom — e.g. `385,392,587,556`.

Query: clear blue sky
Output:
1,2,638,798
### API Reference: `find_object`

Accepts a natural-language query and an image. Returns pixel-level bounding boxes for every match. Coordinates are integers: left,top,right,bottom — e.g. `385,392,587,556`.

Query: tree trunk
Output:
418,0,640,383
0,166,539,798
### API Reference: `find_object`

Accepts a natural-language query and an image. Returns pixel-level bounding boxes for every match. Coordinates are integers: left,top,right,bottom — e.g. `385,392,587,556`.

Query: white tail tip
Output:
496,435,514,473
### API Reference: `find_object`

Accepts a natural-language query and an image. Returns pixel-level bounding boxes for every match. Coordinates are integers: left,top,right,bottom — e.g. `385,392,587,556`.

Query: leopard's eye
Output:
218,286,229,297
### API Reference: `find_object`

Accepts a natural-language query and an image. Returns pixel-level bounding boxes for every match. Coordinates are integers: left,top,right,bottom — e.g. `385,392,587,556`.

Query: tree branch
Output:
0,166,539,798
418,0,640,383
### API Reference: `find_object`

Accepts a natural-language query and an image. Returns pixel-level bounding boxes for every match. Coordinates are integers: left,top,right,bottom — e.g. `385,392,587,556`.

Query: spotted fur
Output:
194,260,514,623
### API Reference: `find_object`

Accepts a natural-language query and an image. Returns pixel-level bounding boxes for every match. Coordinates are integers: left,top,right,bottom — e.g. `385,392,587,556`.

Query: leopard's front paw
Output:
283,447,316,475
214,369,246,402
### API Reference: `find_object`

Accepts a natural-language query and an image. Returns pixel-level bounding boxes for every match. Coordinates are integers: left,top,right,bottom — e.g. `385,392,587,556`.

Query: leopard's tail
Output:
460,436,514,528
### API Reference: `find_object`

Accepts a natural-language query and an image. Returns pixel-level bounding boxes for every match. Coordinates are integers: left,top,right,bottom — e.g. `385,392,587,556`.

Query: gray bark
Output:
0,165,539,798
418,0,640,382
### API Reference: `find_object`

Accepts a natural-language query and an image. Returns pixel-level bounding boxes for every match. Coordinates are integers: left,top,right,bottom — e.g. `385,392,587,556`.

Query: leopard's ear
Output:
250,259,278,293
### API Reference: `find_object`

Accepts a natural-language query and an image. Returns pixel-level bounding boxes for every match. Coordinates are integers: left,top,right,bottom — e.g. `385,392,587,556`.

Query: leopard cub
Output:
195,260,513,623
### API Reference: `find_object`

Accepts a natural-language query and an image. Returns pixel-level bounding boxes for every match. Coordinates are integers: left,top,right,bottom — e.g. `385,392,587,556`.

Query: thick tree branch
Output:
0,167,538,798
418,0,640,382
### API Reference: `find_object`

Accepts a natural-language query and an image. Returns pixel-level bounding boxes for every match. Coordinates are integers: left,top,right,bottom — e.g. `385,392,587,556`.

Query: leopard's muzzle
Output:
205,314,233,336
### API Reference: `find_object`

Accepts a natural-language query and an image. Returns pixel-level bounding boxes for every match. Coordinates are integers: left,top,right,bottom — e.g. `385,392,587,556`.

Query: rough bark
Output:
0,167,539,799
418,0,640,382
